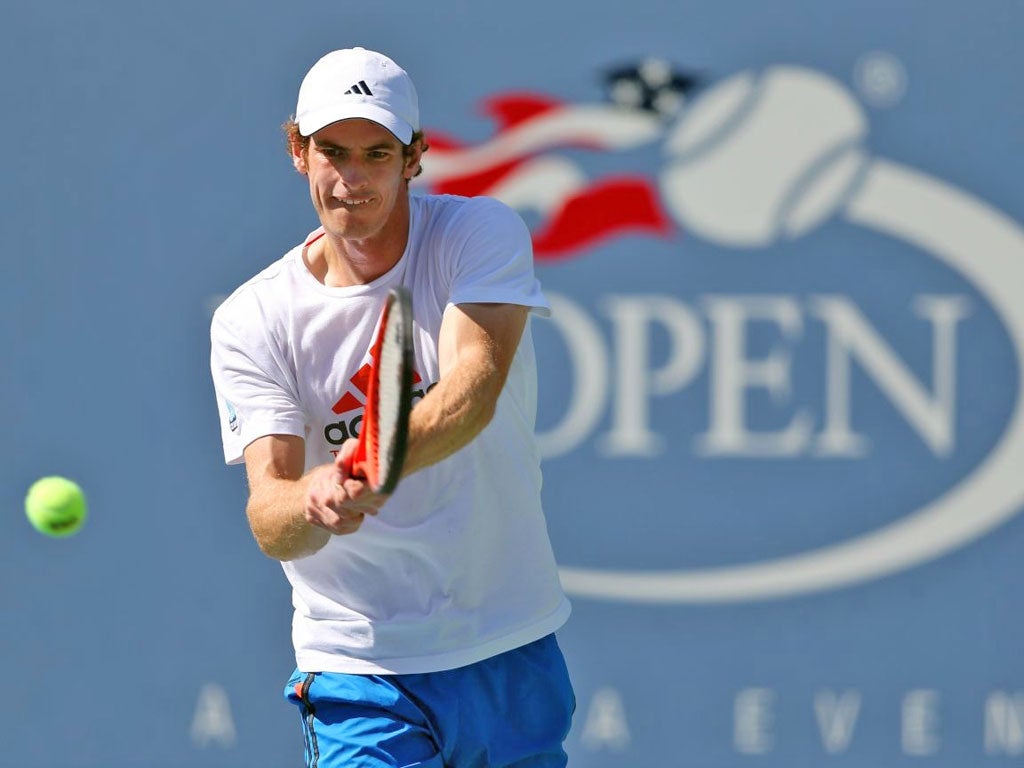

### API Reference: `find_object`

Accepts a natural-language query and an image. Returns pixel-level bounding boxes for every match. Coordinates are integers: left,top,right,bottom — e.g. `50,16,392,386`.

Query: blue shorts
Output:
284,634,575,768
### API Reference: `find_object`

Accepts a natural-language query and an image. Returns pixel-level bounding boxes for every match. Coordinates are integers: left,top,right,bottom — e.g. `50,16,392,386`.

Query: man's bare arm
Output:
243,435,382,561
402,302,528,476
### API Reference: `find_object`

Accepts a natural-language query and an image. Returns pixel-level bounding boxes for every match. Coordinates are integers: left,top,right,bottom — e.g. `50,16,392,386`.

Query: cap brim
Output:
297,103,415,144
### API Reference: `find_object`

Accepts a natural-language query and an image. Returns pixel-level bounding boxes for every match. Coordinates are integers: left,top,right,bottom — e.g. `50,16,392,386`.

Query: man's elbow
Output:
254,534,292,562
246,501,292,561
474,369,508,427
476,396,499,430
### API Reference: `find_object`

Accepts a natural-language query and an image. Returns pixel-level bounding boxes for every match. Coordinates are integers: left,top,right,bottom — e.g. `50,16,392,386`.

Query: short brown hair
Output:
282,118,428,178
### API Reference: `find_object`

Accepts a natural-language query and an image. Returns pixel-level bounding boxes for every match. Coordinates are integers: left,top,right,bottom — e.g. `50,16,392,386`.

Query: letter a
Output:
190,683,237,748
581,687,631,751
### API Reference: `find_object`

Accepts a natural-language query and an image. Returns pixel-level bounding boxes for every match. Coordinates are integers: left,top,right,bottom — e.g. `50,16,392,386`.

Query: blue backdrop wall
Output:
2,2,1023,766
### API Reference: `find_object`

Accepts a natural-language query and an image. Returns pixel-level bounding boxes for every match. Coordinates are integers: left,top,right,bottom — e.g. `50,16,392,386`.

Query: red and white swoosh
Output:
417,93,675,259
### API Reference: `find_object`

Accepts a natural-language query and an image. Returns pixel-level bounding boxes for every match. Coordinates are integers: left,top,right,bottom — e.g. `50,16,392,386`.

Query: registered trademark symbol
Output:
853,51,907,108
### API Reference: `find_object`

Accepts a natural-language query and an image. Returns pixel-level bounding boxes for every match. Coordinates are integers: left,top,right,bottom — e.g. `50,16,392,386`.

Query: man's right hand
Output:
304,439,387,535
244,434,385,560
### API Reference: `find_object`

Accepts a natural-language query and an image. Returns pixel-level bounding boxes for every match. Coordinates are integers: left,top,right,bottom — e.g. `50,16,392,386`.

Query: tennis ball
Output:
660,66,867,246
24,476,88,538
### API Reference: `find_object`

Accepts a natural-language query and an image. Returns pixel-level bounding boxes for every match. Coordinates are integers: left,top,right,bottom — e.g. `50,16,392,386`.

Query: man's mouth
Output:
337,196,373,208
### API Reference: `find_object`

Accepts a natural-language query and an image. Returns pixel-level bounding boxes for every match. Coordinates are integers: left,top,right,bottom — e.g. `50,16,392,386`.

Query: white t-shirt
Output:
210,194,570,674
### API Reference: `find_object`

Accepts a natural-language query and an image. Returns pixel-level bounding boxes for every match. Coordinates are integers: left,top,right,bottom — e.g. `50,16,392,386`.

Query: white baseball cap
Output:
295,47,419,143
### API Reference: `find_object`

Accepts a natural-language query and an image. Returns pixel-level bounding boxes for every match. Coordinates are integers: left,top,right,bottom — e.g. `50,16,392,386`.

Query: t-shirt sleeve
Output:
445,197,550,316
209,299,306,465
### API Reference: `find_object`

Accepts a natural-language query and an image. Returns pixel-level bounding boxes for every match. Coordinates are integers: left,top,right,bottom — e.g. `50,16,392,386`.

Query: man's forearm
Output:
401,303,527,477
246,474,331,562
401,349,503,476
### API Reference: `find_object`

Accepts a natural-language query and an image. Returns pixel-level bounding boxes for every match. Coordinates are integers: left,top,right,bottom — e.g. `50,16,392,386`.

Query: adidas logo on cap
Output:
344,80,373,96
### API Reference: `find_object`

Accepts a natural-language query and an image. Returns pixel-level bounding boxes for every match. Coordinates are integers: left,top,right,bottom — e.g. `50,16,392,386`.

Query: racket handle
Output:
347,436,367,481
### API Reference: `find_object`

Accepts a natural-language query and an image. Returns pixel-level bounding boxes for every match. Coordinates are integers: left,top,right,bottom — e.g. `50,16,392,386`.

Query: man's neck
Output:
308,198,411,287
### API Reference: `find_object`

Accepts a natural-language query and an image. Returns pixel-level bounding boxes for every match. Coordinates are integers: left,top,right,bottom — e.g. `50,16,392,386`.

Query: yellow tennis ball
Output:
24,476,87,538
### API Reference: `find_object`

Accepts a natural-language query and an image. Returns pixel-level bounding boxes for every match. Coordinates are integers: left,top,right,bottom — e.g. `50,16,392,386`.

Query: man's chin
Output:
325,216,377,241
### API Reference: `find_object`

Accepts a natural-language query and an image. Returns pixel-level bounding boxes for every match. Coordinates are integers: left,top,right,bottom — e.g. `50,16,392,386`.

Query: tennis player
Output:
209,47,573,767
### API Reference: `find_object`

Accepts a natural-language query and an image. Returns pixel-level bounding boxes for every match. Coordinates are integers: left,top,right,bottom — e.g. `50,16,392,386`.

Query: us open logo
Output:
418,61,1024,603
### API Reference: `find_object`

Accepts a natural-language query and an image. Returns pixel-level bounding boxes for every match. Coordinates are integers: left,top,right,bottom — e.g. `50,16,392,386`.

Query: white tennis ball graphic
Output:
660,66,869,247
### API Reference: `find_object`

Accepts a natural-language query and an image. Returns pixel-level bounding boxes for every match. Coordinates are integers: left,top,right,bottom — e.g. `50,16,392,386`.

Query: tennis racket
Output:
349,287,414,494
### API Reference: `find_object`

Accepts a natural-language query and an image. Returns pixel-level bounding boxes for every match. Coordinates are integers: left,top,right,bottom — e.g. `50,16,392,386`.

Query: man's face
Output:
295,118,422,243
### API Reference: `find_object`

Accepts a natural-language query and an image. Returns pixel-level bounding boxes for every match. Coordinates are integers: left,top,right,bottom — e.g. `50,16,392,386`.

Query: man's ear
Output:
290,137,309,175
403,141,424,180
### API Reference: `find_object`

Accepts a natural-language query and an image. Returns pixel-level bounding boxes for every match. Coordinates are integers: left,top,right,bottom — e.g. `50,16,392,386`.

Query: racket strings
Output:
374,302,408,478
352,288,413,493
